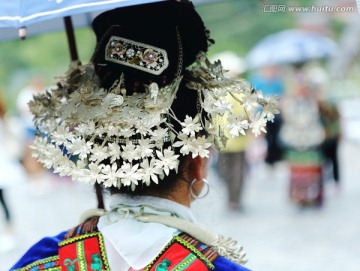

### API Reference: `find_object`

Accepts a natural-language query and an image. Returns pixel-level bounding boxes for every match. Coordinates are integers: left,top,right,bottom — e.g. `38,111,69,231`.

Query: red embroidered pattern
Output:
59,232,110,271
145,234,218,271
14,232,217,271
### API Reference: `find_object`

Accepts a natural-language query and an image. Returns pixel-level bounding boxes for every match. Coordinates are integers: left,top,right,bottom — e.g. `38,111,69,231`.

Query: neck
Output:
166,192,191,207
144,187,192,208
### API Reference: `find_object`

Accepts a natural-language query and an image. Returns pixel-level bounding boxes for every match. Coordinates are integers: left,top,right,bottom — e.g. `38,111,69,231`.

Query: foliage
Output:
197,0,296,55
0,29,96,111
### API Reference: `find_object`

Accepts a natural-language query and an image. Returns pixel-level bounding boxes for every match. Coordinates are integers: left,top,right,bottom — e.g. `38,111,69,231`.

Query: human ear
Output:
191,156,207,180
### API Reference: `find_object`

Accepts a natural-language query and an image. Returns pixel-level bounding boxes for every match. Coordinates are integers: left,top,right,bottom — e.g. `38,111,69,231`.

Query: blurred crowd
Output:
214,50,345,211
0,76,59,253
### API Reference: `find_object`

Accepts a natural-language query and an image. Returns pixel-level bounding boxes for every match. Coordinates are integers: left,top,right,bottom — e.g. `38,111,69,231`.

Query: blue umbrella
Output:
246,29,338,70
0,0,218,61
0,0,165,28
0,12,100,41
0,0,165,61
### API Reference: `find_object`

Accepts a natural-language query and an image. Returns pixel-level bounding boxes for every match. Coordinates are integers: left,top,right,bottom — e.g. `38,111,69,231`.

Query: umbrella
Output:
0,11,104,61
0,0,219,61
0,11,101,40
0,0,166,61
246,29,338,70
0,0,171,28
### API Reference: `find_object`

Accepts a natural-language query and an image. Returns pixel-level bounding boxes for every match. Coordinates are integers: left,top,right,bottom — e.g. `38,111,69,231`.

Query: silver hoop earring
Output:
190,178,210,200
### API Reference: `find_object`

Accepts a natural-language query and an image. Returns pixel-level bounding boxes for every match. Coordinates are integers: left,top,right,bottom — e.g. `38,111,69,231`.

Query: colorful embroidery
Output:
145,233,219,271
63,258,78,271
59,232,110,271
12,256,60,271
178,233,219,263
155,258,172,271
105,36,169,75
172,254,197,271
14,232,219,271
90,254,105,270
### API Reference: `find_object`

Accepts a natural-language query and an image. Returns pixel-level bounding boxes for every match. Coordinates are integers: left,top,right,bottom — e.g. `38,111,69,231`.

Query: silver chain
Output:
106,203,180,224
176,26,183,77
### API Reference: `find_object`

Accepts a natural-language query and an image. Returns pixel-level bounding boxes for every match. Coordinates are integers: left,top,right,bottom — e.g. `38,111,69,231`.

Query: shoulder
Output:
10,228,110,271
145,232,251,271
10,219,102,271
10,226,251,271
213,256,252,271
10,231,66,271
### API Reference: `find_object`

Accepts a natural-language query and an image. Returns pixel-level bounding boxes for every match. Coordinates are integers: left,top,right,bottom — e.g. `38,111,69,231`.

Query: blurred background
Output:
0,0,360,270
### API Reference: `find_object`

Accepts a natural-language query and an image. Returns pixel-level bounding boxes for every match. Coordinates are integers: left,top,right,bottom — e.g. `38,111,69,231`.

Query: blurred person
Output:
10,1,278,270
318,99,341,186
0,94,27,252
217,100,250,212
16,75,50,195
280,63,325,206
213,52,250,212
16,75,46,142
249,65,285,167
308,65,342,187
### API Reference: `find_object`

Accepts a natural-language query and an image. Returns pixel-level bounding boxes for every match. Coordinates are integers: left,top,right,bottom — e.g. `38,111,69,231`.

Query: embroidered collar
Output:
97,195,195,269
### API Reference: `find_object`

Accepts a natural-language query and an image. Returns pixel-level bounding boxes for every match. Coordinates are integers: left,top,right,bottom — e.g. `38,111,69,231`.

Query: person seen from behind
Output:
10,1,279,270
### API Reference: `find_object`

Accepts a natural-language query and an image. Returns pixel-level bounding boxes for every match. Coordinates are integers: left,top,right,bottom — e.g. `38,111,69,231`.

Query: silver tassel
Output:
135,214,248,265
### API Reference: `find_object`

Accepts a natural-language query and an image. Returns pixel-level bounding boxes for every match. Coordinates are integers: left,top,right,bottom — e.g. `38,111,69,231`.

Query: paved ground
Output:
1,139,360,271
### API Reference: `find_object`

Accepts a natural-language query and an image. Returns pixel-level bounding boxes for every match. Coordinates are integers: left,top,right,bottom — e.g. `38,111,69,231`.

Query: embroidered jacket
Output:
10,229,251,271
